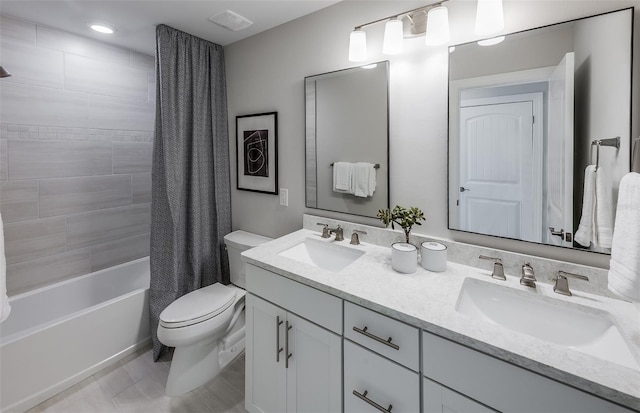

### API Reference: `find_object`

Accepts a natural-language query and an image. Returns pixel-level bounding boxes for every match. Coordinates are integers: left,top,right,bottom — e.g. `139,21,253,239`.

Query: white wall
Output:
225,0,640,269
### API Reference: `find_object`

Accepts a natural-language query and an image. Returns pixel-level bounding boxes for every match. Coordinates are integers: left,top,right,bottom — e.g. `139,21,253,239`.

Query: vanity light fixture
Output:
348,1,449,62
425,6,450,45
89,23,116,34
382,18,404,55
475,0,504,36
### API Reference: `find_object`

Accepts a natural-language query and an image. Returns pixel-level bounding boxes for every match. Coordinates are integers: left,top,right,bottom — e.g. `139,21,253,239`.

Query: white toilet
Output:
157,230,272,396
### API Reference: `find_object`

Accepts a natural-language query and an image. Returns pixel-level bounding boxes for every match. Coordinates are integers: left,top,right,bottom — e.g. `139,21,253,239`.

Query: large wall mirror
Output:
448,8,633,253
305,61,390,218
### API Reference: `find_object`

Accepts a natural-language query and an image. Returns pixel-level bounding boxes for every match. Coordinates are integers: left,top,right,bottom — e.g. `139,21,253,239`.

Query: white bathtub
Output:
0,257,151,413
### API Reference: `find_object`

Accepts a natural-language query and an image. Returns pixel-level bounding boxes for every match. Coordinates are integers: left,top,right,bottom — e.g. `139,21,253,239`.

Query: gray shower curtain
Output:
150,24,231,361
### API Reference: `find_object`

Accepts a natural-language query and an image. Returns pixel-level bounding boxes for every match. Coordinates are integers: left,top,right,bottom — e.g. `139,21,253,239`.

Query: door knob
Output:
459,186,471,192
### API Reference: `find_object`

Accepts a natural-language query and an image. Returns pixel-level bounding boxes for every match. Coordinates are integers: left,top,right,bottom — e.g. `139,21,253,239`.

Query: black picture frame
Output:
236,112,278,194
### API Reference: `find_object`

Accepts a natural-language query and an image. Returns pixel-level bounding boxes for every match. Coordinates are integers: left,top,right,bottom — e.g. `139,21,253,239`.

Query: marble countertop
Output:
242,228,640,410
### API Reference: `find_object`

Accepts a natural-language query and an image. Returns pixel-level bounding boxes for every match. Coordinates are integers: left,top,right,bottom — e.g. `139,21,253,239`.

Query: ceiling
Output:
0,0,341,56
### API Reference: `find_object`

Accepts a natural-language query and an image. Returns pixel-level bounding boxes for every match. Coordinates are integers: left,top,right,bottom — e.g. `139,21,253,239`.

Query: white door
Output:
285,313,342,413
245,295,287,413
546,52,575,247
459,101,536,241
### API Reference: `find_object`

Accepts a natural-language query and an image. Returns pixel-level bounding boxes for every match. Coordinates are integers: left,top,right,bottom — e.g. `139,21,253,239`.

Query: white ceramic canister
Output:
420,241,447,272
391,242,418,274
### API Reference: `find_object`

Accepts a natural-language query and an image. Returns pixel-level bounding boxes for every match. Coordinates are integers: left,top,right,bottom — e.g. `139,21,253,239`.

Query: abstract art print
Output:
236,112,278,194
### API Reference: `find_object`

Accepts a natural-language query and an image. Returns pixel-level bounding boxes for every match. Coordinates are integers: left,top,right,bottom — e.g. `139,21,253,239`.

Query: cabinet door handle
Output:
353,326,400,350
353,390,393,413
285,320,293,368
276,316,283,362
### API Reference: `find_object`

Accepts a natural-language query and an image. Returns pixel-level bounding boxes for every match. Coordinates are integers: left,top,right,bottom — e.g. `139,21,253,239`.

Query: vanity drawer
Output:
246,264,342,334
344,301,419,371
344,340,420,413
422,331,634,413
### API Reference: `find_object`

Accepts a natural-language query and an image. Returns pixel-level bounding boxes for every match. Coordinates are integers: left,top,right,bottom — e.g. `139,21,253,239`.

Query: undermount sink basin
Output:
456,278,639,369
278,237,365,273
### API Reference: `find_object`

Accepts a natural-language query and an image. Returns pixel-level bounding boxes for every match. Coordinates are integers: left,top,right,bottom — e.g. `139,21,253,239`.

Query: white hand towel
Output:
594,168,613,249
333,162,353,193
575,165,596,247
0,212,11,323
354,162,376,198
608,172,640,302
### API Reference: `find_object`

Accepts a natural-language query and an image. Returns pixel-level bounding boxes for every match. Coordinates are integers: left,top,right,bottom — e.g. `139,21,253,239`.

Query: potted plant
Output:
377,205,426,244
377,205,426,274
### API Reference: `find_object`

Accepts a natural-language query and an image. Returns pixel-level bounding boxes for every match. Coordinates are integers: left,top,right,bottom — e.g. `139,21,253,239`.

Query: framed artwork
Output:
236,112,278,194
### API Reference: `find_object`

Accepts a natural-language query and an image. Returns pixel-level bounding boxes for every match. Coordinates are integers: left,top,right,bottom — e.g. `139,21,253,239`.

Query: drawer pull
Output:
276,316,283,362
353,389,393,413
353,326,400,350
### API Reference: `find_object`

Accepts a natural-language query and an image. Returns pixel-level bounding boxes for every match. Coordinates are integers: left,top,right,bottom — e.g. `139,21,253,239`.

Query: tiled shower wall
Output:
0,15,155,295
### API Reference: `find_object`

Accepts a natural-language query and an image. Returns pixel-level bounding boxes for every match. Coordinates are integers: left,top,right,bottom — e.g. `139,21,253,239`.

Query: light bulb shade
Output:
425,6,450,45
382,19,404,55
475,0,504,36
348,30,367,62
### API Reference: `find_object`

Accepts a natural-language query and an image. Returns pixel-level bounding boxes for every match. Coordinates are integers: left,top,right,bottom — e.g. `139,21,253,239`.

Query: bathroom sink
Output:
456,278,639,369
278,237,365,272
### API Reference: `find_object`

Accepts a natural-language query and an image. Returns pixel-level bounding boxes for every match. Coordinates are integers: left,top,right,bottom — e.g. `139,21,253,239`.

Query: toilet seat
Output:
159,283,237,329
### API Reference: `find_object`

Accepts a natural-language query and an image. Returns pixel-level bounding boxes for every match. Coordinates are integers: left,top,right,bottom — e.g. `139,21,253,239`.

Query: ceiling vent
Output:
208,10,253,32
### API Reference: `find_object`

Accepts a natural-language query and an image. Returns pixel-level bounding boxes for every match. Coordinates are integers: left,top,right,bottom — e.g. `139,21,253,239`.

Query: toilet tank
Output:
224,230,272,289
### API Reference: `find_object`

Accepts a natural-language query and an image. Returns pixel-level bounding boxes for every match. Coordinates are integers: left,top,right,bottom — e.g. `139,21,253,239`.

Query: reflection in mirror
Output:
448,8,633,253
305,61,389,218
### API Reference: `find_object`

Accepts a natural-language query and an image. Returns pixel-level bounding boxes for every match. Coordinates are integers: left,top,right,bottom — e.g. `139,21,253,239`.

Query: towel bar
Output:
330,162,380,169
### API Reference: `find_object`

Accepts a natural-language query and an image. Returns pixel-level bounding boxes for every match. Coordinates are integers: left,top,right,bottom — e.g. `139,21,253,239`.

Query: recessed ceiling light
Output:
89,24,116,34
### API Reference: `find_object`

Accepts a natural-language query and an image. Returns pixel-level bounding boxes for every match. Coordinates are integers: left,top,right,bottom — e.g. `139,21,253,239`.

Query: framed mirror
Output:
448,8,633,253
305,61,389,218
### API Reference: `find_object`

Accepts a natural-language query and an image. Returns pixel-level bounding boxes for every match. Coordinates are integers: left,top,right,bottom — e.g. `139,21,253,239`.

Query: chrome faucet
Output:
328,225,344,241
520,262,536,288
350,230,367,245
316,223,331,238
553,271,589,296
479,255,506,281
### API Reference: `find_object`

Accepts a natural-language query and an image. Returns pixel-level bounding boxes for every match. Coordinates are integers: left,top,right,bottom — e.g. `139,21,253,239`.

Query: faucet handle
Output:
553,271,589,296
330,225,344,241
479,255,506,281
350,230,367,245
316,222,330,238
520,262,536,288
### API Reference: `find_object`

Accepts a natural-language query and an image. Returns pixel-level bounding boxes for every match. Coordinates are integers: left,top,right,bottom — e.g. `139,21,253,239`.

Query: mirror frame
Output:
304,61,390,218
447,8,634,254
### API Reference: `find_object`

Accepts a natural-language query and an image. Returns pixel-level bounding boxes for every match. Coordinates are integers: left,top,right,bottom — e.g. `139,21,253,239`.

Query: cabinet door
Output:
424,378,495,413
286,312,342,413
344,340,420,413
245,294,287,413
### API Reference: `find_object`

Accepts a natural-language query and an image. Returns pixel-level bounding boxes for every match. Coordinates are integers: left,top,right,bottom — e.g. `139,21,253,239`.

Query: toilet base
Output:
165,339,222,396
165,331,246,396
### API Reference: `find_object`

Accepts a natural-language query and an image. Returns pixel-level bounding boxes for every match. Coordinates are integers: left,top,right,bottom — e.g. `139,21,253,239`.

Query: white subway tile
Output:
36,26,130,64
1,37,64,88
0,15,36,44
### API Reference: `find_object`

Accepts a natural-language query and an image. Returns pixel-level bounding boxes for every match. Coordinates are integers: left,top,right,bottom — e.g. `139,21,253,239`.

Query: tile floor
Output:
27,347,246,413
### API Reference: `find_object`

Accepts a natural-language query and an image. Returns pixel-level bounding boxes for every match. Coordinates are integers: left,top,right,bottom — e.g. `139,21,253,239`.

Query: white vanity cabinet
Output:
245,264,342,413
343,302,421,412
422,331,634,413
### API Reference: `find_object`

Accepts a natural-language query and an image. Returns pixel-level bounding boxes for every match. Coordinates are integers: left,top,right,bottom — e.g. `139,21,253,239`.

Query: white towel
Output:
608,172,640,301
575,165,596,247
333,162,353,193
594,167,614,248
574,165,614,249
354,162,376,198
0,212,11,323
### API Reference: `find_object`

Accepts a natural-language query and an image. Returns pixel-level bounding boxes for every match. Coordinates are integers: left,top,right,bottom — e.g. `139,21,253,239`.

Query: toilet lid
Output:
159,283,237,328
